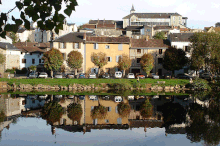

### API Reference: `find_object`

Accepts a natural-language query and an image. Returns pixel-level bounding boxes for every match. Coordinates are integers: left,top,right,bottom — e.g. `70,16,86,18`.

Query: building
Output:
16,27,35,42
85,36,130,75
14,42,49,70
130,38,170,76
0,42,21,71
123,5,188,28
125,25,153,39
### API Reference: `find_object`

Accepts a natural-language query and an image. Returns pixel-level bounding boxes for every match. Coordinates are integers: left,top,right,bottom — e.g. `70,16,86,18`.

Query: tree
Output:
0,110,5,122
117,54,131,77
0,53,5,65
91,105,108,119
29,65,36,72
67,103,83,123
140,53,154,76
140,99,153,119
153,32,165,39
67,51,83,75
42,48,63,78
91,52,108,76
117,102,131,117
0,0,78,38
41,101,63,125
9,32,18,44
190,32,220,79
163,47,188,76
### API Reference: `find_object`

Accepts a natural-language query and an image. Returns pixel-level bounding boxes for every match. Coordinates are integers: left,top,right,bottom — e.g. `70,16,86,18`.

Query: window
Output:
159,49,163,54
116,55,122,62
105,45,110,49
75,43,79,49
158,58,163,64
185,46,189,52
137,58,141,64
60,42,66,49
39,59,41,64
105,119,109,123
94,43,98,49
21,52,23,54
107,107,111,112
107,57,112,62
22,59,26,63
146,29,150,32
137,49,141,54
32,59,35,64
22,100,26,105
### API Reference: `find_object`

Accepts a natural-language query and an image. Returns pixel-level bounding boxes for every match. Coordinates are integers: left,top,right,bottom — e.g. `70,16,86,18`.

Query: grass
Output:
0,78,190,87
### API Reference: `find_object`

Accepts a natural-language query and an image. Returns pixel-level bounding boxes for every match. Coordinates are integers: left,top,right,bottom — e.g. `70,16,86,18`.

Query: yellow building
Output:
84,36,130,75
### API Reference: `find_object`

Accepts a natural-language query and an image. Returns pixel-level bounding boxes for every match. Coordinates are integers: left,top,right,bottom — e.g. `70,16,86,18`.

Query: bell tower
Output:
130,4,135,14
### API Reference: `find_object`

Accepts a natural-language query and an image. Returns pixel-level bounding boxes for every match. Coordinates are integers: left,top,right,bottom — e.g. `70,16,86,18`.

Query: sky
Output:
0,0,219,29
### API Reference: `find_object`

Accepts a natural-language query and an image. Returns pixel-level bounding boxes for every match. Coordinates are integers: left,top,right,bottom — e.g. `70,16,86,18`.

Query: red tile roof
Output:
86,36,130,43
82,24,96,29
131,39,170,48
14,42,48,53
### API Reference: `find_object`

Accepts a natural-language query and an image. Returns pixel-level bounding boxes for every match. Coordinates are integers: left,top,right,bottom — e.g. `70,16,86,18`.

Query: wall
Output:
20,52,43,69
5,50,20,69
85,43,130,75
94,29,122,37
0,36,12,44
123,19,129,28
170,16,182,26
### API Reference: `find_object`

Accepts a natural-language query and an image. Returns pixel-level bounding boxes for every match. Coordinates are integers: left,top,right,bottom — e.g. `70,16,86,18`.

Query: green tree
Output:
140,53,154,76
0,0,78,38
29,65,36,72
140,99,153,119
41,101,63,125
9,32,18,44
0,110,5,122
91,52,108,76
67,103,83,123
91,104,108,119
0,53,5,65
117,54,131,77
153,32,165,39
117,102,131,117
42,48,63,78
163,47,188,76
67,51,83,75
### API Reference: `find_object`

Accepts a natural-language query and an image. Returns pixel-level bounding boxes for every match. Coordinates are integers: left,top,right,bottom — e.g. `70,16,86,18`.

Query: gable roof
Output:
169,33,194,42
86,36,130,44
0,42,19,51
15,46,45,53
123,13,181,19
14,42,49,53
154,26,172,30
82,24,96,29
131,39,170,48
53,32,94,42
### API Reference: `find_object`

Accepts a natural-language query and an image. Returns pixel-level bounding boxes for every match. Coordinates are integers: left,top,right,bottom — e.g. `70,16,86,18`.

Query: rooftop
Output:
123,12,181,19
14,42,49,53
131,38,170,48
53,32,93,42
0,42,19,51
169,33,194,42
86,36,130,44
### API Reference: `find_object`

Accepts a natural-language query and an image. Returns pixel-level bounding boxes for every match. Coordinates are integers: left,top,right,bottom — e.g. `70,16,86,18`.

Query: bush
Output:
186,78,210,90
5,68,28,74
111,82,131,90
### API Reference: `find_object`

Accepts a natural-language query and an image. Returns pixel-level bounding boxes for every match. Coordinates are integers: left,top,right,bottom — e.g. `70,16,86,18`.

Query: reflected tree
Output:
140,99,153,119
91,101,108,119
67,103,83,123
41,101,63,125
0,110,5,122
118,102,131,118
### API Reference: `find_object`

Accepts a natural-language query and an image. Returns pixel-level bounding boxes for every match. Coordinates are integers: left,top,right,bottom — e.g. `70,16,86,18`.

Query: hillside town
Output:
0,4,218,79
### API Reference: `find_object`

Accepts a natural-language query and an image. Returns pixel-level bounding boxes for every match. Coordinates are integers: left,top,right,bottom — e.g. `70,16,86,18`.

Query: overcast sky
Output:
0,0,219,29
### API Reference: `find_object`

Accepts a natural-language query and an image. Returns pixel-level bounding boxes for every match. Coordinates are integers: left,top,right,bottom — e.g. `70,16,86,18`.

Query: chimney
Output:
146,35,149,41
83,32,86,41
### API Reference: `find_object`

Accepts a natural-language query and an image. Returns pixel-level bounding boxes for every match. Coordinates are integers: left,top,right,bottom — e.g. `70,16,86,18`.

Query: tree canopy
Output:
153,32,165,39
67,103,83,122
117,54,131,77
140,53,154,76
91,52,108,75
0,0,78,38
67,51,83,75
29,65,36,71
0,53,5,65
163,47,188,75
117,102,131,117
140,99,153,119
91,105,108,119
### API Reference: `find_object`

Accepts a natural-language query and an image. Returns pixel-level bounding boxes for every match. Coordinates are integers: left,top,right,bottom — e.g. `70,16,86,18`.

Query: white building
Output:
16,27,35,42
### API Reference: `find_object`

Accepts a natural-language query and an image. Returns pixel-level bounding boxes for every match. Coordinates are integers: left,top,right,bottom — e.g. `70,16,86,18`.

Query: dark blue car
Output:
78,73,86,78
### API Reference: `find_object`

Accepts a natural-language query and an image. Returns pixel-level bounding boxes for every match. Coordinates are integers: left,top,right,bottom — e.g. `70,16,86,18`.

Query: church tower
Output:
130,4,135,14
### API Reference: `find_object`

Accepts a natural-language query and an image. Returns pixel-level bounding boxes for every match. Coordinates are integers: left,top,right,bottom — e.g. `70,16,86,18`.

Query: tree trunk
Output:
75,69,77,76
98,67,101,77
51,70,53,79
123,70,125,78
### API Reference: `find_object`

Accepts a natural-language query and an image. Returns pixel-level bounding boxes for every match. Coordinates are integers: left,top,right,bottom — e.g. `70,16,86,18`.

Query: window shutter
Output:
109,106,112,112
116,56,119,62
73,43,75,49
91,106,94,111
93,119,98,125
96,43,99,49
117,118,122,124
118,44,123,51
79,43,81,49
110,57,112,62
115,106,118,113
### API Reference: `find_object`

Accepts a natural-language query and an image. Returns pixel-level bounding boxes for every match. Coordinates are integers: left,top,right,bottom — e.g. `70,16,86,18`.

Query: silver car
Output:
38,72,48,79
54,72,63,79
29,72,38,79
89,73,97,79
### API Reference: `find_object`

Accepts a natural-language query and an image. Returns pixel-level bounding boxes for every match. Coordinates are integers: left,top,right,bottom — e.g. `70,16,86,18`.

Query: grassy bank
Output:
0,78,190,87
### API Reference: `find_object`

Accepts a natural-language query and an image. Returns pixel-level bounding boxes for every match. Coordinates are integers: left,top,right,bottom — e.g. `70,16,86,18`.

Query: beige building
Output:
130,38,170,76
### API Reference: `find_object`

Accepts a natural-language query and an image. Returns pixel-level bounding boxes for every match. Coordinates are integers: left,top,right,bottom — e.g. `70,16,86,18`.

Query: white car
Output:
89,73,97,79
151,73,159,79
54,72,63,79
128,95,134,100
38,72,48,79
89,95,98,100
115,71,122,78
114,96,122,102
127,73,135,79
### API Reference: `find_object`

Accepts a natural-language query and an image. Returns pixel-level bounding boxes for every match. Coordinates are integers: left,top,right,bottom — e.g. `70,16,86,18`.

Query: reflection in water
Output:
0,93,219,145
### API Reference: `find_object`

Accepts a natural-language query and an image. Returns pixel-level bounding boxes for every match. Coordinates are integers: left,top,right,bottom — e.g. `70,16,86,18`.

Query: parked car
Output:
136,73,145,79
89,95,98,100
78,73,86,78
54,72,63,79
115,71,122,79
89,73,97,79
150,73,159,79
163,73,171,79
78,95,85,100
66,73,74,79
102,73,110,79
177,74,190,79
29,72,38,79
127,73,135,79
38,72,48,79
128,95,135,100
114,96,122,102
200,73,211,80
